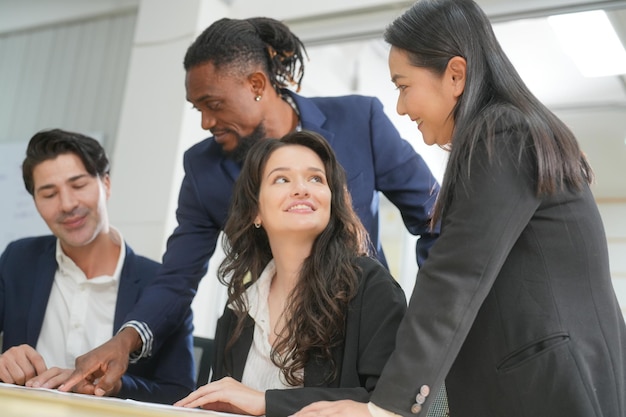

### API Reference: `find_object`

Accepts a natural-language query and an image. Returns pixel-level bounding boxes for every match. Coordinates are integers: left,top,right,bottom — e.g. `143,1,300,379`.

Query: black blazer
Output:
211,256,407,417
371,108,626,417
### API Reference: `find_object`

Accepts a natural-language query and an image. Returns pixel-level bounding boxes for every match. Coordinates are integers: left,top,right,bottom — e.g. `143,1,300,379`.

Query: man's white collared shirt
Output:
36,229,125,369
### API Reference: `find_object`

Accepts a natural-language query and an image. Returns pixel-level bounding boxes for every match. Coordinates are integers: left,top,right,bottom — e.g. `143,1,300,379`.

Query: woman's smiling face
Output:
254,144,331,241
388,46,465,147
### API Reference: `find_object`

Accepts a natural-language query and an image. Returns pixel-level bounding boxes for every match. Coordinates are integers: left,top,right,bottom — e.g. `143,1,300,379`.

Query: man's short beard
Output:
226,124,267,163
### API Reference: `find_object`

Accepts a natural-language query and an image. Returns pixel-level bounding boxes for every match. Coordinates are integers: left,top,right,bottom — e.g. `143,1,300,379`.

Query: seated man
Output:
0,129,194,404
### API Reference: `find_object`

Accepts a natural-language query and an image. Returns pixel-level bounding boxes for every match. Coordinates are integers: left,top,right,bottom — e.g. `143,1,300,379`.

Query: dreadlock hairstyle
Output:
218,130,371,385
184,17,307,93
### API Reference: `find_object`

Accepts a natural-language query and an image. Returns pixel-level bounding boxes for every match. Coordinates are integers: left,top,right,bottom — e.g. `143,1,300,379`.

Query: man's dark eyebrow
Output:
35,183,56,194
35,173,90,194
67,173,90,182
187,93,213,103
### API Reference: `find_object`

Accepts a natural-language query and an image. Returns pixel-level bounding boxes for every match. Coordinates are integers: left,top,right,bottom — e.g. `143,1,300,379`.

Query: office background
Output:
1,0,625,338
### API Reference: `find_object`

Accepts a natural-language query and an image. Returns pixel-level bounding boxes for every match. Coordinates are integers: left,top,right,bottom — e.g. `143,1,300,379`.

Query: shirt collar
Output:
55,226,126,284
281,93,302,132
229,259,276,316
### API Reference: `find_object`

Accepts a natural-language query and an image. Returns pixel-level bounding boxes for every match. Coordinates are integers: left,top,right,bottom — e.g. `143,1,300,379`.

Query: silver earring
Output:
254,222,261,228
255,95,262,102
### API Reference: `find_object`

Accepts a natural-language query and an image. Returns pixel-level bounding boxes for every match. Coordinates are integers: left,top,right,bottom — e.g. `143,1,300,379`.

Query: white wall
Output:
0,0,139,33
0,8,136,151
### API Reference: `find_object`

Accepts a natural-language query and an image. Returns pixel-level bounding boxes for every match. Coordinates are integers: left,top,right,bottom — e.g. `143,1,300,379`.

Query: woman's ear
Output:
447,56,467,98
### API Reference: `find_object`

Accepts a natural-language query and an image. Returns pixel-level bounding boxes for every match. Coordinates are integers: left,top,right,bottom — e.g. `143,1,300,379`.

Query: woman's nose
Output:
291,180,310,197
396,97,407,116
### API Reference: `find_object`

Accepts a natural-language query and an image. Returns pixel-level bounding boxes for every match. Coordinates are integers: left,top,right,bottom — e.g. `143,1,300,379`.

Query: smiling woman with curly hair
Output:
174,130,407,417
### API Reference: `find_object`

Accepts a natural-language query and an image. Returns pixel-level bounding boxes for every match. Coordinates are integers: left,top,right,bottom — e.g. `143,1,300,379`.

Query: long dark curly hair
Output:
219,130,370,385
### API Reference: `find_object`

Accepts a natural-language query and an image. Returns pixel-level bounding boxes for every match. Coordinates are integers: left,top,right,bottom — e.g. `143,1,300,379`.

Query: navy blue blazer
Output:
0,236,195,404
129,92,440,352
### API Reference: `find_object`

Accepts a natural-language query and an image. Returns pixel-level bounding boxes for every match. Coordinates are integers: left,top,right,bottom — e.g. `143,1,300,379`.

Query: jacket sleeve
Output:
265,257,407,417
117,311,196,404
370,127,540,416
366,97,440,267
121,149,222,352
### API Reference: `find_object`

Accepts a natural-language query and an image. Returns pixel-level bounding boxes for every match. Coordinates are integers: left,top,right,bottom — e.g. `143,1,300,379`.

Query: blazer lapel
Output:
113,245,141,333
286,91,335,144
227,315,254,380
220,157,241,184
26,246,58,346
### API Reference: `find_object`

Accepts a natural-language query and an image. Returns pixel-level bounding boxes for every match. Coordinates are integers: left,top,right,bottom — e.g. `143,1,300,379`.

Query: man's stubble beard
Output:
226,123,267,163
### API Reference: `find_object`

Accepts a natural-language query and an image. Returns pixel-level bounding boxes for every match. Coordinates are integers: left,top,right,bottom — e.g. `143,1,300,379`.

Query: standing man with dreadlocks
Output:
62,17,441,397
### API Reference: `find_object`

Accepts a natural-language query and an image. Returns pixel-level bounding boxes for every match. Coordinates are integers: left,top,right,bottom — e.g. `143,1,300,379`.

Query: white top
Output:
235,260,303,391
36,228,125,369
368,402,402,417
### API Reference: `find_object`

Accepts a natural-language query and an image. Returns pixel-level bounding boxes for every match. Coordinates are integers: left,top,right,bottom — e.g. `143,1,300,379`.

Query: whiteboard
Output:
0,142,49,253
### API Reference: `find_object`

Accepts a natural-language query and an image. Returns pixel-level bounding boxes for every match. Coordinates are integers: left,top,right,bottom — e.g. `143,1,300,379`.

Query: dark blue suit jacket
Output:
0,236,195,404
129,92,440,351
